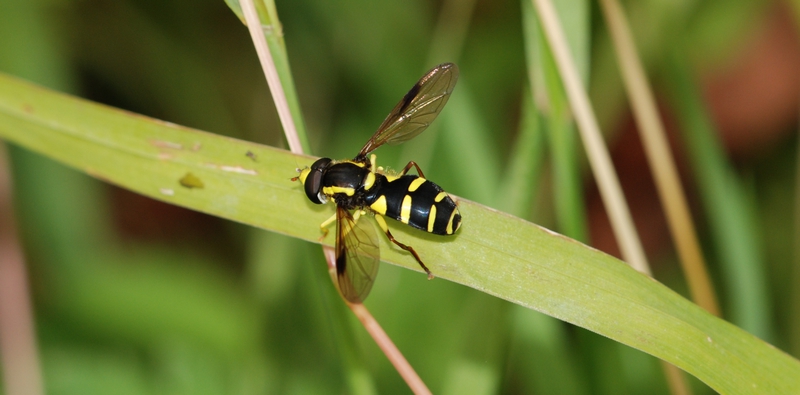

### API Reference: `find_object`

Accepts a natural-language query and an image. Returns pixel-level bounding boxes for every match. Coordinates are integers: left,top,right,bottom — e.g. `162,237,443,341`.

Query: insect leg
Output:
319,212,337,240
369,154,378,173
399,161,426,178
373,214,434,279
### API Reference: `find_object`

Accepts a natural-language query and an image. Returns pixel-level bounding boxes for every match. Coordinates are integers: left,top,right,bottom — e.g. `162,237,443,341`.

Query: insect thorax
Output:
321,161,375,210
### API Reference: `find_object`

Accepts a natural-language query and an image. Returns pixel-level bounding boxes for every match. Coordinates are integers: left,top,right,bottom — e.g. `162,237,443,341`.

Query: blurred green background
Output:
1,0,799,393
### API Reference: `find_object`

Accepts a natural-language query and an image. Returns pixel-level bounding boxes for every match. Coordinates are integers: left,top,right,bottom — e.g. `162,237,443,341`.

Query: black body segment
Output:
323,162,367,190
293,63,461,303
365,175,460,235
319,162,372,209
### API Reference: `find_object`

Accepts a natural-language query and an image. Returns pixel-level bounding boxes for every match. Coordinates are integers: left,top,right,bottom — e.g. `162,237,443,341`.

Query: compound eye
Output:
304,158,332,204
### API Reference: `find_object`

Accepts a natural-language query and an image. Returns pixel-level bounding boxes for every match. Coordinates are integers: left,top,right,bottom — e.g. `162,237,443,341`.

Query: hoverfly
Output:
295,63,461,303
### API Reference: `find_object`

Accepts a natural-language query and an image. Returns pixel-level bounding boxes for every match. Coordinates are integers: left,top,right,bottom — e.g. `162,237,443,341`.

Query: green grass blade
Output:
497,85,544,218
1,72,800,394
516,3,591,393
665,54,773,342
523,0,588,242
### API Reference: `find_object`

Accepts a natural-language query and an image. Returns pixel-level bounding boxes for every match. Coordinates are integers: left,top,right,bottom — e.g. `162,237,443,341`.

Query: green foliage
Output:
0,0,798,394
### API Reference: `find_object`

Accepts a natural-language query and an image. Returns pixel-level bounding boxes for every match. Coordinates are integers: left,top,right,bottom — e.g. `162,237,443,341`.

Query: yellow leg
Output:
321,210,366,240
373,213,390,233
369,154,377,172
318,213,337,240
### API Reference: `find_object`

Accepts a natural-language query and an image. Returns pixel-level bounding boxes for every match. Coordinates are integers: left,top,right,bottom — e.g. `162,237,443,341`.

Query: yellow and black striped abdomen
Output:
367,175,461,235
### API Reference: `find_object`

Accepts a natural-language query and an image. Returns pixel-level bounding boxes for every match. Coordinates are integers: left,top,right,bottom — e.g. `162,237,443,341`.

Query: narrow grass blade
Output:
1,73,799,394
665,55,773,342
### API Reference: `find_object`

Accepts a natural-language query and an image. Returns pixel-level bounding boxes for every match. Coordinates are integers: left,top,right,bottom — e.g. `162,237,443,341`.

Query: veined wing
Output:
356,63,459,160
335,206,380,303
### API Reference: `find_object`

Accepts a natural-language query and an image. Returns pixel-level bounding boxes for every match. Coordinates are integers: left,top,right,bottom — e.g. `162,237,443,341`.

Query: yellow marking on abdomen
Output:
370,195,388,215
446,209,458,234
435,192,447,202
408,178,427,192
427,205,437,233
399,195,412,224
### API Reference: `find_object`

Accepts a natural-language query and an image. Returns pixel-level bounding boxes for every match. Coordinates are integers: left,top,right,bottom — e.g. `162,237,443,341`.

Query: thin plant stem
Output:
530,0,649,275
598,0,719,317
240,0,302,154
323,247,431,395
239,1,429,391
530,0,690,393
0,143,44,395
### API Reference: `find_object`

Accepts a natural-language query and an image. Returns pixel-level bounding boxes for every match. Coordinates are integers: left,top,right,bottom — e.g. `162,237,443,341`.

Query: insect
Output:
294,63,462,303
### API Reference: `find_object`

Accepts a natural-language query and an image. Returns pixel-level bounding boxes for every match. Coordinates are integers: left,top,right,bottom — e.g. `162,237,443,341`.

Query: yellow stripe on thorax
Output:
322,186,355,196
341,159,367,167
363,171,376,190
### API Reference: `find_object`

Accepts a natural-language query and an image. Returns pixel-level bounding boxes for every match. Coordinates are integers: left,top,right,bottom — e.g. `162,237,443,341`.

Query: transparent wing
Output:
356,63,459,160
335,207,380,303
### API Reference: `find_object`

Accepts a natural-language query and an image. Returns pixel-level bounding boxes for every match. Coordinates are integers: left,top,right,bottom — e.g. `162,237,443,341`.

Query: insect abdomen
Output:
367,175,461,235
